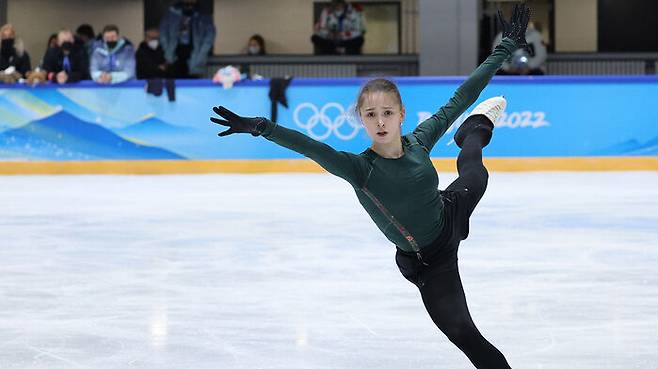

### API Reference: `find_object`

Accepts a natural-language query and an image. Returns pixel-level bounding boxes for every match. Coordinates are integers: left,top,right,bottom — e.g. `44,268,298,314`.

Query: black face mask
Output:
61,41,73,52
106,41,118,49
1,38,15,55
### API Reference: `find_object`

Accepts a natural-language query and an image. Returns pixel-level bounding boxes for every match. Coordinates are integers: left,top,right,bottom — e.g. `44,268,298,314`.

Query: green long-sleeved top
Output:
260,38,517,252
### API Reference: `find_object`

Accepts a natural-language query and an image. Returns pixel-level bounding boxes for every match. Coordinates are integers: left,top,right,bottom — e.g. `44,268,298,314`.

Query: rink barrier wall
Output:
1,76,658,173
1,157,657,175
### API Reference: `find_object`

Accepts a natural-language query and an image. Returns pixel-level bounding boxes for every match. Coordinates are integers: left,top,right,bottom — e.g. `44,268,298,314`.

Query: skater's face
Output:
359,91,405,145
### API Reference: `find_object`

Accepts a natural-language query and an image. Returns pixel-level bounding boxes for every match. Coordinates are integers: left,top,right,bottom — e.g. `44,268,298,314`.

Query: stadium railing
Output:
205,53,658,77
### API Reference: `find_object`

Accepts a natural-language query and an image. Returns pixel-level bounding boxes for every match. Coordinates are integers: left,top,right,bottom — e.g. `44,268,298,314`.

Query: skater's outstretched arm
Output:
413,3,530,152
211,106,368,186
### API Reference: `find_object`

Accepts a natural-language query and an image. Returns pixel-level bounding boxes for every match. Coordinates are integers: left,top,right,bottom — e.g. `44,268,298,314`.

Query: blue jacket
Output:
90,38,136,84
160,6,216,75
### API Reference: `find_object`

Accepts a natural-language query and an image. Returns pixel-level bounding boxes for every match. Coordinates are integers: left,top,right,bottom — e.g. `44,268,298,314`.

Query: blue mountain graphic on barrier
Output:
627,136,658,155
590,138,655,156
117,115,196,138
0,110,185,160
0,90,59,131
34,89,127,127
114,114,204,158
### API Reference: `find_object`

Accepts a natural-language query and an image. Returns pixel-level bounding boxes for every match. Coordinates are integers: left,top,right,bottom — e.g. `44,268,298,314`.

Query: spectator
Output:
0,24,31,77
237,34,266,75
160,0,216,78
75,24,99,59
136,27,167,79
42,29,90,84
244,34,266,55
90,25,135,84
46,33,58,50
311,0,365,55
493,21,546,75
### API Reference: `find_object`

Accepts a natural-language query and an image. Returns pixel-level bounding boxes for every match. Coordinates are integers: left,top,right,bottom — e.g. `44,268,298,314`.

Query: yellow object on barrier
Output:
0,157,657,175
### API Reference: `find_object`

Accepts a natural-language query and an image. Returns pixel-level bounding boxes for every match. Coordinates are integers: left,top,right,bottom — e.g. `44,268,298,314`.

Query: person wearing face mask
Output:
312,0,365,55
0,24,31,78
75,24,100,61
90,25,136,84
136,28,168,79
244,34,266,56
42,29,90,84
160,0,216,78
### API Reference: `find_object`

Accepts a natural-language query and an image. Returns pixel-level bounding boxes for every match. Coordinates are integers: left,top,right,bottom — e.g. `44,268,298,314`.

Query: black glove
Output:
498,3,531,50
210,106,269,137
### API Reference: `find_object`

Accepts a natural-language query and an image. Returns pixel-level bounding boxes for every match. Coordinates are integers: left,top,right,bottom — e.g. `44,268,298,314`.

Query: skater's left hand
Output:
497,3,531,51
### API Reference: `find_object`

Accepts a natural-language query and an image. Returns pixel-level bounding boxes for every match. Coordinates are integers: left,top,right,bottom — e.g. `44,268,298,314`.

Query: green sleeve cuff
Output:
260,119,278,138
498,37,519,55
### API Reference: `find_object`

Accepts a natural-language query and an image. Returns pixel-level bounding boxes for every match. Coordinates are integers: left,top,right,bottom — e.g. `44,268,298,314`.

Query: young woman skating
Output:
211,4,531,368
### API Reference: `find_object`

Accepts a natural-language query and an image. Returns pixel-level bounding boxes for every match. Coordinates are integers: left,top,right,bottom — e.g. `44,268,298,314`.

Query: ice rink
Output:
1,172,657,369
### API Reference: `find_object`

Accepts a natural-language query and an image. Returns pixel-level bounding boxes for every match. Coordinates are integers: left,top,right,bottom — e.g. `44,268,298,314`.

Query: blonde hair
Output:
0,24,16,39
0,24,25,56
58,29,74,38
56,29,74,46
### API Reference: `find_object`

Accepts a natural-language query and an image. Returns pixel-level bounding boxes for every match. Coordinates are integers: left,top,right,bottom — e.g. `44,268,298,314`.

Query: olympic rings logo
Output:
293,102,362,141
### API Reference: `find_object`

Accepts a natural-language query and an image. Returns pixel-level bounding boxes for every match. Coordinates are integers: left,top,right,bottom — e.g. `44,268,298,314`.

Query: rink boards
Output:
0,157,657,174
0,77,657,173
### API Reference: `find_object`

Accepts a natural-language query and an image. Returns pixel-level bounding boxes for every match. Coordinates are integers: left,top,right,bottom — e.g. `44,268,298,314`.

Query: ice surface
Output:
1,172,657,369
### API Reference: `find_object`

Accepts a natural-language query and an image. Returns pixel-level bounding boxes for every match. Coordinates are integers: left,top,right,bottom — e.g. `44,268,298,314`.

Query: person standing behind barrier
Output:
42,30,90,84
311,0,365,55
159,0,216,79
0,24,31,78
136,28,168,79
90,25,136,84
138,27,176,102
75,24,100,60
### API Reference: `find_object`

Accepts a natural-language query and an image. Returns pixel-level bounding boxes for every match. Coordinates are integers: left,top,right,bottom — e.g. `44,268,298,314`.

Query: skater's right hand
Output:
497,3,531,51
210,106,269,137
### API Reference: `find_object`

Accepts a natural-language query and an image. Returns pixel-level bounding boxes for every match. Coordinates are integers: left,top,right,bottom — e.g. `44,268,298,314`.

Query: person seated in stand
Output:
42,29,90,84
0,24,31,78
311,0,365,55
243,34,266,55
90,24,136,84
45,33,58,53
237,34,266,75
136,27,168,79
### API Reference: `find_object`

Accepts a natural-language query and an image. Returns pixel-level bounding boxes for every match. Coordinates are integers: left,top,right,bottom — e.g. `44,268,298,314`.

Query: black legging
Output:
418,262,511,369
396,115,511,368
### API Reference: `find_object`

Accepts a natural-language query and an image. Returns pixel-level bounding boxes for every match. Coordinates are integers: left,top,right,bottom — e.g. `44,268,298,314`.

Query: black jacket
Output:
42,45,90,82
0,49,31,77
136,41,167,79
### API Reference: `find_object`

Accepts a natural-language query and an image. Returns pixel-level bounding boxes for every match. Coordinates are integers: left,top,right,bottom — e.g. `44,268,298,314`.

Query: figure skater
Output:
211,4,531,368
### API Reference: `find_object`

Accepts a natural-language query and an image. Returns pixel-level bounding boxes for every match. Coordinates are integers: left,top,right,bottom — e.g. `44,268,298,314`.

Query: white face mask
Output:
147,39,159,50
247,45,260,55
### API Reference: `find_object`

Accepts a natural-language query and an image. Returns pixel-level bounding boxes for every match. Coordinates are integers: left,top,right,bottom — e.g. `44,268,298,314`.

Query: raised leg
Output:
446,114,491,218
